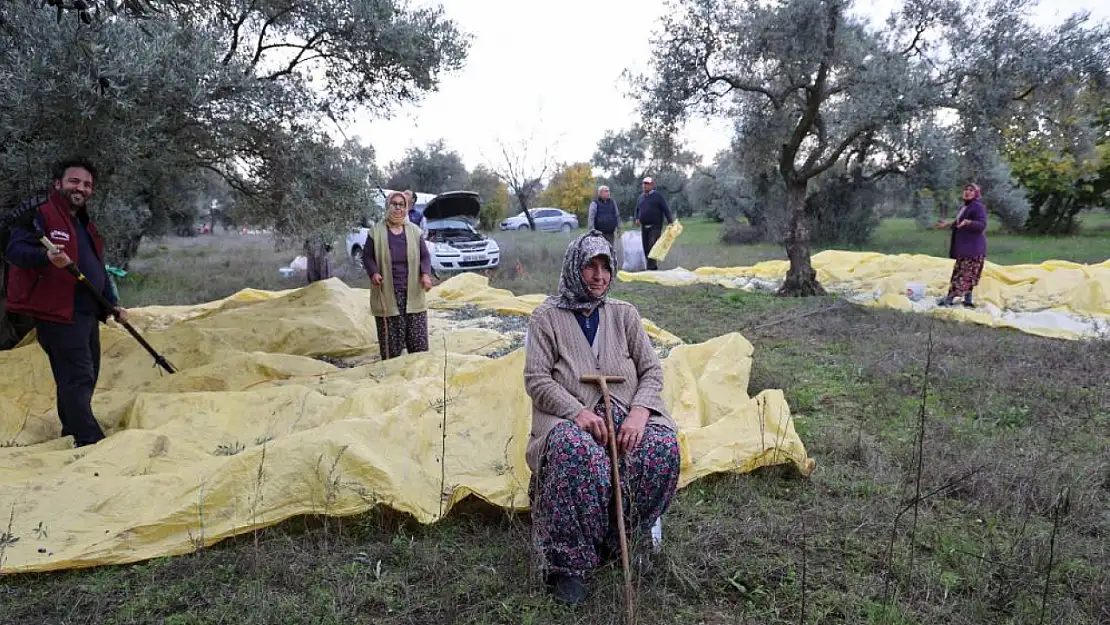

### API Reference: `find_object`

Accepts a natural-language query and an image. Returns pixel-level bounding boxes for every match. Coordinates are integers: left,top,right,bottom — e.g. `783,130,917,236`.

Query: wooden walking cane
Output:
580,374,634,625
376,281,391,360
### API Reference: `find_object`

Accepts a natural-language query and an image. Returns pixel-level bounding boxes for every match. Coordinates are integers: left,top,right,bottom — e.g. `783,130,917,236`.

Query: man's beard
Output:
65,191,87,209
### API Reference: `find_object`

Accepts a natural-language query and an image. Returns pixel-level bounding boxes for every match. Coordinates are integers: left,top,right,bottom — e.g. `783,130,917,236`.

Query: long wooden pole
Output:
580,374,633,625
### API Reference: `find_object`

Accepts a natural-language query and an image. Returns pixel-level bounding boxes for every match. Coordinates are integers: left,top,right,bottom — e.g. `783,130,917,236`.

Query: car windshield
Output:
427,218,476,231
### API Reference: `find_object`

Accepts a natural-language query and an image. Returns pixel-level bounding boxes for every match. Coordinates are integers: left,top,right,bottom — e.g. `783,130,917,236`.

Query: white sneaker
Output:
650,517,663,553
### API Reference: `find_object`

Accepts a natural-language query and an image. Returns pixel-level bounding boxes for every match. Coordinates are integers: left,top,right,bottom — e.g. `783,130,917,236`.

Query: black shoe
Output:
545,573,587,605
962,295,974,308
937,296,954,307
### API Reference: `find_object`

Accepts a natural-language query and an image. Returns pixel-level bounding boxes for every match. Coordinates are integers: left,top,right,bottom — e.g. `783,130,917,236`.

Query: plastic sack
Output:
621,231,646,272
648,220,683,262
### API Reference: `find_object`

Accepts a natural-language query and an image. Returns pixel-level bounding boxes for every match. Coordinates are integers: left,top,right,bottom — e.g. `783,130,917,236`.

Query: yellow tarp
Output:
619,250,1110,340
648,220,683,261
0,273,811,574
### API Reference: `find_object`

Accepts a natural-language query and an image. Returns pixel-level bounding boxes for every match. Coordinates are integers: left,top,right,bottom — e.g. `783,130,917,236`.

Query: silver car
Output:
499,207,579,232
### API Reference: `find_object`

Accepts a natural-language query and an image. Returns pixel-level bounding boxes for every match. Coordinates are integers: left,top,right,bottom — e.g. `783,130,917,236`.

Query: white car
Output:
423,191,499,272
347,191,499,273
499,207,579,232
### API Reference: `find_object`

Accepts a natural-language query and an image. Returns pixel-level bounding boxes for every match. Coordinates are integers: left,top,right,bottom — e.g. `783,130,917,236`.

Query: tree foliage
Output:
639,0,936,295
1003,92,1110,234
468,165,509,231
591,124,695,220
938,1,1110,231
0,0,468,264
536,163,597,221
638,0,1110,295
385,140,470,194
489,136,551,230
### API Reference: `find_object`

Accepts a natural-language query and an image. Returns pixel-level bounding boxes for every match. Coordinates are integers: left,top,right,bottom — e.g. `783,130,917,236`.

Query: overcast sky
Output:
348,0,1109,173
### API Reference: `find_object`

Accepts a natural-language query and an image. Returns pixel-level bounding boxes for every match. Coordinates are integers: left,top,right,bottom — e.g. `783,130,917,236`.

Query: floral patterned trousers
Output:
374,288,429,360
529,400,681,578
947,256,986,299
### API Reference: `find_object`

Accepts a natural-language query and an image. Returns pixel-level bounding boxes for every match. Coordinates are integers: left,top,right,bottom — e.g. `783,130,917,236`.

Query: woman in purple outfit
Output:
362,191,434,359
936,183,988,308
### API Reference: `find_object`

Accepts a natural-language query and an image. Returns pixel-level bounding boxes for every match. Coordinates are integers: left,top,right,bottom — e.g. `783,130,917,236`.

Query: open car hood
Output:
422,191,481,221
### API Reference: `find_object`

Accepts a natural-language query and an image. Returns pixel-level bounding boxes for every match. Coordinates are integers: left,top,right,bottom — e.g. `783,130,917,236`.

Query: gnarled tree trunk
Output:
778,180,826,297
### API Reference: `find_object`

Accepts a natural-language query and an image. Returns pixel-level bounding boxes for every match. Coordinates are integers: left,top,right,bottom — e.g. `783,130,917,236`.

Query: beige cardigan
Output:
523,296,675,472
368,222,426,317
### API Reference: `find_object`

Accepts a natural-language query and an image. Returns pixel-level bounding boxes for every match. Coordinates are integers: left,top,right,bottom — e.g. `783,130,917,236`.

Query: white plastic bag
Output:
620,231,646,272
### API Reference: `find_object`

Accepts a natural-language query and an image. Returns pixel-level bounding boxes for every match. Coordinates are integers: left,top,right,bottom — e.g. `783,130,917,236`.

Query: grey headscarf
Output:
557,230,614,311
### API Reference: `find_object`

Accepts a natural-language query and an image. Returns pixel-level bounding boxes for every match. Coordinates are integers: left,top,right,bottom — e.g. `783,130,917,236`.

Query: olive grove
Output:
638,0,1109,295
1,0,470,263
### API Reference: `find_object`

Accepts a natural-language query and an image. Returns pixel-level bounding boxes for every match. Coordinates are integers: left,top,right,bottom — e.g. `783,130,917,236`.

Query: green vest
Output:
369,222,426,317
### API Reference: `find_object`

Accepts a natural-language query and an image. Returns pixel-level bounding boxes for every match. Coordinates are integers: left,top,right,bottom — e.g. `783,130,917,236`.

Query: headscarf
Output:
557,230,614,311
956,183,982,222
384,191,408,227
963,183,981,203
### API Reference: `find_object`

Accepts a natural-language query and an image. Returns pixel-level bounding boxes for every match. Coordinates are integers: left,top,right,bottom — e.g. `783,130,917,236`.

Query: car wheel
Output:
560,223,572,233
517,224,531,231
350,245,363,264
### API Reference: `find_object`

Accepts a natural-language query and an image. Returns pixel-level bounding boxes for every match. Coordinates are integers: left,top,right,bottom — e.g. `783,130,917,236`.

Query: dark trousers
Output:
641,224,662,271
35,314,105,446
374,287,430,360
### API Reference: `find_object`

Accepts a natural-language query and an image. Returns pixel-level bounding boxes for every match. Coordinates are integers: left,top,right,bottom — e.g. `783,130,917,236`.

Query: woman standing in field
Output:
362,190,433,359
936,183,988,308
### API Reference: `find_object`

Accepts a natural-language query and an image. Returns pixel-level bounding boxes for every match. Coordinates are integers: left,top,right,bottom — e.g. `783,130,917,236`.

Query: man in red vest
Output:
5,157,129,447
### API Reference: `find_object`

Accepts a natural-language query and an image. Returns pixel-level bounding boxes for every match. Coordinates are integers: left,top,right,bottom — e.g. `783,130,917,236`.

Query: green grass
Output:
674,212,1110,267
2,218,1108,624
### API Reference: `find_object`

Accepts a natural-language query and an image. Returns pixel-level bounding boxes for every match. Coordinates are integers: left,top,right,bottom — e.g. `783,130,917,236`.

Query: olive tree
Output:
386,140,470,194
2,0,467,252
1,0,467,345
638,0,937,295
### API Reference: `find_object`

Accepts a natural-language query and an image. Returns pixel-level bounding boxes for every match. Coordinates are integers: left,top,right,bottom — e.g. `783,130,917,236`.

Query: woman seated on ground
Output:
523,230,681,605
362,190,433,360
936,183,988,308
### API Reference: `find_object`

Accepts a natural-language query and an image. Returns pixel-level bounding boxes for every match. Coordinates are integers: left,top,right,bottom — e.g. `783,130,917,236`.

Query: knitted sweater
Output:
523,296,675,472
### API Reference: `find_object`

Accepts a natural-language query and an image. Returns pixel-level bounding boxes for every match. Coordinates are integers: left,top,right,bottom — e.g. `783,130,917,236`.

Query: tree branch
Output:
706,72,783,108
250,5,299,69
263,34,331,80
1012,85,1038,101
782,3,839,178
804,112,829,171
862,166,905,182
901,21,928,57
200,163,257,196
803,124,876,179
220,1,257,66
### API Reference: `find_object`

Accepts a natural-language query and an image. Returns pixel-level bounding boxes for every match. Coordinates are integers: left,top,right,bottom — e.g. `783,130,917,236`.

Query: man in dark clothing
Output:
404,189,426,232
587,185,620,245
633,176,673,271
5,157,128,447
